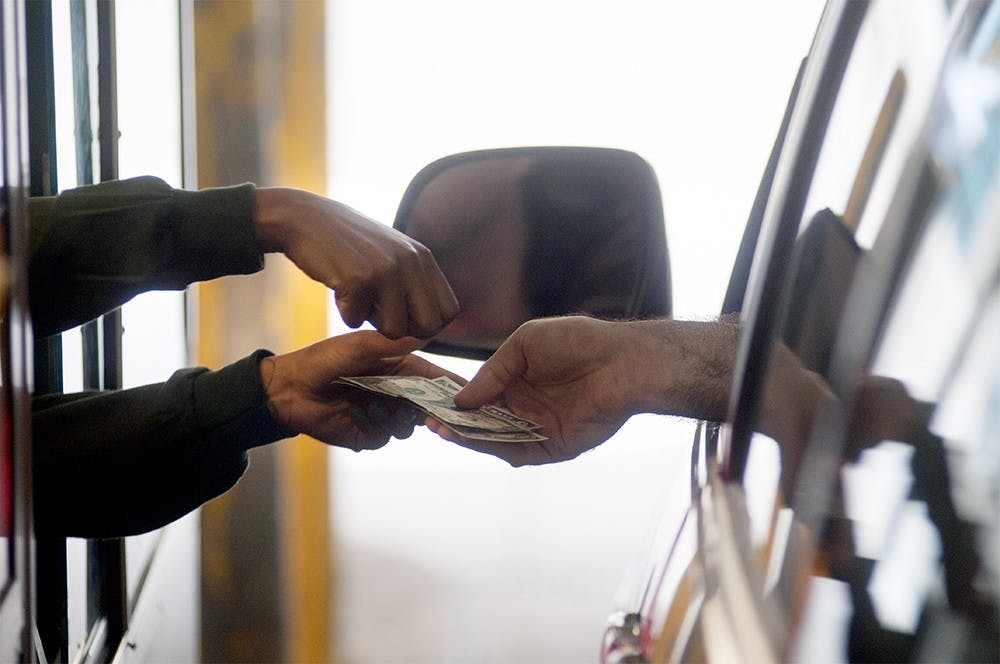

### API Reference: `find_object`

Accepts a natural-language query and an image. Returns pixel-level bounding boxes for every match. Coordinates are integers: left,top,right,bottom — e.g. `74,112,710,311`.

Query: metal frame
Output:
0,0,36,660
27,0,128,660
719,0,870,482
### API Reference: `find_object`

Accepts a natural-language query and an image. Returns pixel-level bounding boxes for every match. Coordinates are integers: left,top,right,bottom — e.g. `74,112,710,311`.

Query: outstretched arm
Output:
427,315,740,465
28,177,458,338
255,187,458,338
28,177,264,336
33,330,456,538
260,331,461,451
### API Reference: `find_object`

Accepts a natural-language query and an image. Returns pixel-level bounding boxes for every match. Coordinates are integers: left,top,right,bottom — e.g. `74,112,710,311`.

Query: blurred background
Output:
47,0,823,661
324,3,823,663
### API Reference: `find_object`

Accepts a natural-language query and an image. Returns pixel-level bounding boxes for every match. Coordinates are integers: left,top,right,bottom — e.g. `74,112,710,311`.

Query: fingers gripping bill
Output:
337,375,546,442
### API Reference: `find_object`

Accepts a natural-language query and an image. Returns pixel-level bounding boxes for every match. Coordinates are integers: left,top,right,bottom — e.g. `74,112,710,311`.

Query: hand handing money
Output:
337,375,547,442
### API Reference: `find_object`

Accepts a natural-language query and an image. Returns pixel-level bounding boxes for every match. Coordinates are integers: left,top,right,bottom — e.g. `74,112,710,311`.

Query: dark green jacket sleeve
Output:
28,176,263,337
32,350,295,538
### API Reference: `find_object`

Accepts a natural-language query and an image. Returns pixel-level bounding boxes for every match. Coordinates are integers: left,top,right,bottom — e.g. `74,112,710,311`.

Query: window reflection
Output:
740,3,1000,659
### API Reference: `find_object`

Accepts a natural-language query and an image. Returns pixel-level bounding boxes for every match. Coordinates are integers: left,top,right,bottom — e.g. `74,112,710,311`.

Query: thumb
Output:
454,338,526,408
339,331,425,372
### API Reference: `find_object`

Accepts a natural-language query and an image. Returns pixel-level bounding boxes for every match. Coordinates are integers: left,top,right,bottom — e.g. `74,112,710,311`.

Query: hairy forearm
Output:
618,317,741,422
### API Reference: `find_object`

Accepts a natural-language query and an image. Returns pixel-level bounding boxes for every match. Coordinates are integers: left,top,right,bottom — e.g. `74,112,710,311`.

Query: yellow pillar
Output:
267,3,333,661
193,1,331,661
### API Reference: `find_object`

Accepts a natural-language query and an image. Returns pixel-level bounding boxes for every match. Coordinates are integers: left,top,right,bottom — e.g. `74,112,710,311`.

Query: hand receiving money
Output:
337,375,547,442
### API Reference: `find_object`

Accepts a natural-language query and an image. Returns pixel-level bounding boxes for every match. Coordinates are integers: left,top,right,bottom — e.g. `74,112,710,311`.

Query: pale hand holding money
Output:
424,316,741,466
336,375,547,443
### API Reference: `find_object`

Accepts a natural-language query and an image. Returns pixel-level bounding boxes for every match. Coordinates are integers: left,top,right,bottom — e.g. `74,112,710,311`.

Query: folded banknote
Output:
336,374,547,443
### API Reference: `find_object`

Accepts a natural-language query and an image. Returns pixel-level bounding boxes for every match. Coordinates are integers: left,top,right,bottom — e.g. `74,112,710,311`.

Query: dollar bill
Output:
429,377,541,430
445,422,548,443
337,375,546,441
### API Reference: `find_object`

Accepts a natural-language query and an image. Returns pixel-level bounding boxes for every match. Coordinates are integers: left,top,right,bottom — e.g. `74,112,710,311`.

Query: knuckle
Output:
406,237,431,256
413,312,442,335
397,244,425,271
520,319,543,334
340,263,376,289
414,244,435,265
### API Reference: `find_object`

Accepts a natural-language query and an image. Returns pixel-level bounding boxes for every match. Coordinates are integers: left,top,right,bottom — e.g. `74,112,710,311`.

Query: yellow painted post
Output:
193,1,331,661
268,3,333,661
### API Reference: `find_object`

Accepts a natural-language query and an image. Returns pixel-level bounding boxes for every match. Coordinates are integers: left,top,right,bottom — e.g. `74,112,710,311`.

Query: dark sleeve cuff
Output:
171,182,264,279
28,177,268,337
192,349,296,450
32,350,296,538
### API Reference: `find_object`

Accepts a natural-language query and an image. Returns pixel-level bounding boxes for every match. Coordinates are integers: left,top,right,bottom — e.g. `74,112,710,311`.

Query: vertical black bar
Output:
101,309,122,391
25,1,69,661
95,1,128,655
84,313,126,659
81,317,101,637
725,1,870,481
97,0,118,183
25,0,62,396
31,342,62,400
33,536,66,663
26,0,57,198
70,1,116,651
81,321,101,391
70,0,93,186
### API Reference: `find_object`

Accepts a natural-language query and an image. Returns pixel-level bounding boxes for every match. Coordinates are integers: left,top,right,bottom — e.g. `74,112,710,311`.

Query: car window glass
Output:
801,1,953,248
768,5,1000,659
738,2,949,588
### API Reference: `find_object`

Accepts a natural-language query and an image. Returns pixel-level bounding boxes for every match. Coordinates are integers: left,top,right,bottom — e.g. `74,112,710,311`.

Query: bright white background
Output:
46,1,826,662
326,2,824,662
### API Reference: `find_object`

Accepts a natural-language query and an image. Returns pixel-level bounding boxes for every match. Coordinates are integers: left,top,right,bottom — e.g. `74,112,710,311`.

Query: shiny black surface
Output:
395,146,670,359
617,2,1000,661
739,1,1000,660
